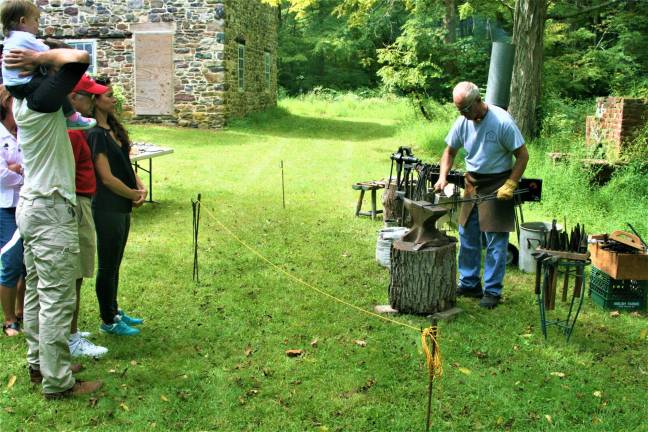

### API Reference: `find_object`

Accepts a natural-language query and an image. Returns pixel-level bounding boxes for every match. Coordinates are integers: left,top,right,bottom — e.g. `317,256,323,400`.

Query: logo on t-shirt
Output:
485,131,497,143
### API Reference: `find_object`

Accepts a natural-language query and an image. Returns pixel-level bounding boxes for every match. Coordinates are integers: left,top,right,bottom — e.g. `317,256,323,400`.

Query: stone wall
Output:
586,97,648,159
224,0,278,119
33,0,277,128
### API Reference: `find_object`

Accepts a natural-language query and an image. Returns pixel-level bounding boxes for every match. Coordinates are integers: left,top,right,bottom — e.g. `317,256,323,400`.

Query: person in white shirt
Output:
0,86,25,336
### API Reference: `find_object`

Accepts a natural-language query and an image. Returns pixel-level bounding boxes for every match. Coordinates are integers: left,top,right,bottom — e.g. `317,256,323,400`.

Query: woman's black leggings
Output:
93,209,131,325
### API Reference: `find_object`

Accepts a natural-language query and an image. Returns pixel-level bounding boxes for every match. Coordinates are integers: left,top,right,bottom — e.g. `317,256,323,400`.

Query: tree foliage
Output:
269,0,648,105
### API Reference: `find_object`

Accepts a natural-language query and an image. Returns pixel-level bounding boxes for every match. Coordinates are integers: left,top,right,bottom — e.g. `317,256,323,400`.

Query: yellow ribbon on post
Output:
422,325,442,432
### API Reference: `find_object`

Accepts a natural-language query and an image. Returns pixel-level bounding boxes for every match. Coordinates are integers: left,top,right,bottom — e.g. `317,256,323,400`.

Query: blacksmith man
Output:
434,81,529,309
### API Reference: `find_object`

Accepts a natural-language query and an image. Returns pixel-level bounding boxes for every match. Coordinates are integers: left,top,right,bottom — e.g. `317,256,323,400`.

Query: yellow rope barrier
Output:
202,205,422,332
201,204,442,427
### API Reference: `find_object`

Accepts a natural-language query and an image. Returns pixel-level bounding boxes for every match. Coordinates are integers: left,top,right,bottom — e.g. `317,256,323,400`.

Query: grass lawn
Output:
1,95,646,431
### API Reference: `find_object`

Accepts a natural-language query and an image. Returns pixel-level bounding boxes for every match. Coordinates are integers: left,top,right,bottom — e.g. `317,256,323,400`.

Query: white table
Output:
130,143,174,203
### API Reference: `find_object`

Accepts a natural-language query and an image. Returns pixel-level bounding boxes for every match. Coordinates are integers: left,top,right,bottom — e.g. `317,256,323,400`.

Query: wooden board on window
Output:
134,32,174,115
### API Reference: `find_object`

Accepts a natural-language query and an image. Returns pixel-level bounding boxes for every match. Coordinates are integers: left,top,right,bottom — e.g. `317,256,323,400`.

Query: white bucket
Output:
376,227,409,268
518,222,563,273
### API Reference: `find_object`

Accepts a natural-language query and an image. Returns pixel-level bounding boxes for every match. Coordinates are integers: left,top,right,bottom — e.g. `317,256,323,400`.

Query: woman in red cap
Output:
66,74,109,357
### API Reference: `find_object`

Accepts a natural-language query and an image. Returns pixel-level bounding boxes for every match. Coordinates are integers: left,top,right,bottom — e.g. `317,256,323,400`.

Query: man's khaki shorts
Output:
75,196,96,279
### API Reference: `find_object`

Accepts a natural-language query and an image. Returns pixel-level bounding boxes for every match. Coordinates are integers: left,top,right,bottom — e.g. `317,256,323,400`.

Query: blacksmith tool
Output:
192,193,202,283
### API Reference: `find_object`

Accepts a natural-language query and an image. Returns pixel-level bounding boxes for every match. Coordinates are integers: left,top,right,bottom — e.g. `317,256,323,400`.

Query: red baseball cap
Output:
73,74,109,95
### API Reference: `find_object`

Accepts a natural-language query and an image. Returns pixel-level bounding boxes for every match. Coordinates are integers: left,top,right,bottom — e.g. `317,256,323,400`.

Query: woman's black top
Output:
86,126,136,213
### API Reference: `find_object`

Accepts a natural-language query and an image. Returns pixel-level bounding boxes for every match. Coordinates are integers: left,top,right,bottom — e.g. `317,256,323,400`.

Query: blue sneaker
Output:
100,319,140,336
118,309,144,326
66,114,97,130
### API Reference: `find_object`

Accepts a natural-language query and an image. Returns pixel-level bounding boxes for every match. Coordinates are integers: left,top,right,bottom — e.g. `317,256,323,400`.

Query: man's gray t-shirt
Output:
445,104,524,174
13,98,77,204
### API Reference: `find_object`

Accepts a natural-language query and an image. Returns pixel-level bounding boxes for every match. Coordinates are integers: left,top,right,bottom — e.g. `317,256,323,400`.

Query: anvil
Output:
402,198,455,250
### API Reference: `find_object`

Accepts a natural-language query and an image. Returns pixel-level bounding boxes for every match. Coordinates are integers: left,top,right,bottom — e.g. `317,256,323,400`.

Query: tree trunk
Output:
389,241,457,314
443,0,457,44
508,0,548,139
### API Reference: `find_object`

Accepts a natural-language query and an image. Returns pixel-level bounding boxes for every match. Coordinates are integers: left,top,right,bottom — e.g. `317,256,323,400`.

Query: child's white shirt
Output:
2,31,49,86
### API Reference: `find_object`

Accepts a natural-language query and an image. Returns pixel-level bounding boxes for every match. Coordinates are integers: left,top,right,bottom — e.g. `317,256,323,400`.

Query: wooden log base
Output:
389,240,457,315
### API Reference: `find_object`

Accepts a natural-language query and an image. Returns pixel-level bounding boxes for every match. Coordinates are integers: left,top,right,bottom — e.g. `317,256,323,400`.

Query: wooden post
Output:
389,240,457,314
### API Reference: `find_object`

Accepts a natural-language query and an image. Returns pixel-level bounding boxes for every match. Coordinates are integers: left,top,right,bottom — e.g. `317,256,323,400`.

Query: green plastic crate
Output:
589,267,647,311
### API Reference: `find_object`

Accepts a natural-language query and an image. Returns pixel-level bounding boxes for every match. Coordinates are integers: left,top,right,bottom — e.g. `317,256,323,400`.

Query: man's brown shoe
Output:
29,363,84,384
44,380,103,400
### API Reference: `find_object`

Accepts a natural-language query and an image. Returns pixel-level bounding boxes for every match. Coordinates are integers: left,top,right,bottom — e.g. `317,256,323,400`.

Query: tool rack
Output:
535,249,590,342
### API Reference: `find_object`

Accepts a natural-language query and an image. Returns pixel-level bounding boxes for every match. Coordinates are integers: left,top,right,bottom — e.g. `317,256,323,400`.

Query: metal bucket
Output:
376,227,409,268
519,222,563,273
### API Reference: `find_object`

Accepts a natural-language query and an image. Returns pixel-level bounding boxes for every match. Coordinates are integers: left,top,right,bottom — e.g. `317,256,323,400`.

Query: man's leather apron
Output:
459,171,515,233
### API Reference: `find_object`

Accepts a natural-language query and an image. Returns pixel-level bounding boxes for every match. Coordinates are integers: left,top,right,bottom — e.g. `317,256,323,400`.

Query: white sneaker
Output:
79,330,92,338
69,337,108,358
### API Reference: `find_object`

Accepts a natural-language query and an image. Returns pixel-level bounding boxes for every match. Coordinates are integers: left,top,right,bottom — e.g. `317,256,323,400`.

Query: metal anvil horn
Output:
402,198,453,250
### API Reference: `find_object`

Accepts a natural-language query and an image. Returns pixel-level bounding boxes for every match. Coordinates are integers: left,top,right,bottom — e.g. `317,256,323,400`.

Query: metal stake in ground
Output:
192,193,202,283
281,160,286,209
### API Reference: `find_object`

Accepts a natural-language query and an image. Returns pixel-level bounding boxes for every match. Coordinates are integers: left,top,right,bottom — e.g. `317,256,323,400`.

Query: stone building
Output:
34,0,278,128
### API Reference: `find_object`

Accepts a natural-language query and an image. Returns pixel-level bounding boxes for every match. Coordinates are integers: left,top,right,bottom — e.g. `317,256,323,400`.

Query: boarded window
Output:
238,43,245,91
264,51,271,88
134,32,174,115
65,39,97,74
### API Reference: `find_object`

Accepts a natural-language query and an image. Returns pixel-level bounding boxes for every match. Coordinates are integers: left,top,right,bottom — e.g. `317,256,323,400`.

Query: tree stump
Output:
389,240,456,314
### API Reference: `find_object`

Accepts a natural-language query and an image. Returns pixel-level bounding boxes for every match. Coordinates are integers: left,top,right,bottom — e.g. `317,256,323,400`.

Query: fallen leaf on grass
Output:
550,372,566,378
160,395,169,402
88,398,99,407
130,360,138,366
310,338,318,348
119,402,129,412
7,375,16,390
285,349,304,357
4,406,15,414
593,391,602,398
545,414,553,425
610,311,620,318
353,340,367,347
458,367,472,375
108,369,116,373
472,350,487,359
244,347,253,357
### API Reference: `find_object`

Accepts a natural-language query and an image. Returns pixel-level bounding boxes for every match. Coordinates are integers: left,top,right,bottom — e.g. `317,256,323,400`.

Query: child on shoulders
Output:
1,0,95,130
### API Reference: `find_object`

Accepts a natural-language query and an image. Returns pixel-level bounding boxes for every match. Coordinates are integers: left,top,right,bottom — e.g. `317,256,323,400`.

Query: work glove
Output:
496,179,518,200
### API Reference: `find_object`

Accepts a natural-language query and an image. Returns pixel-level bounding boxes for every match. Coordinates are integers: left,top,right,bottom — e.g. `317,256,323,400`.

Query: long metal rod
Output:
192,193,201,283
281,160,286,209
445,188,531,205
